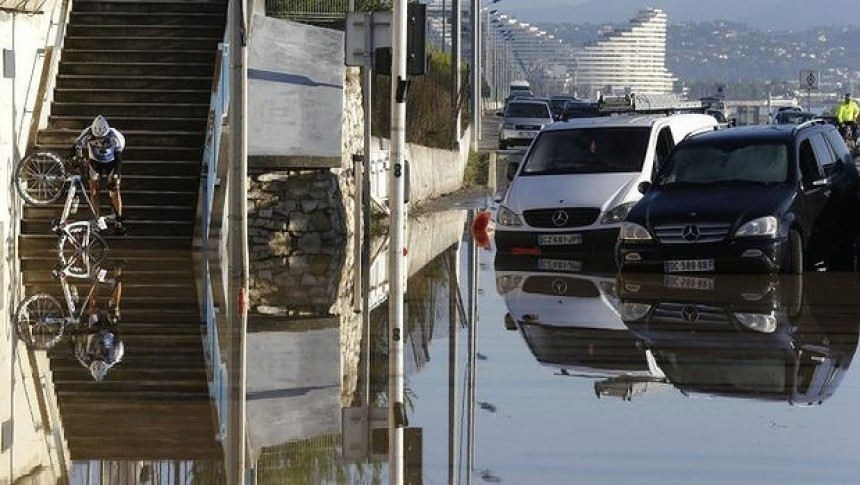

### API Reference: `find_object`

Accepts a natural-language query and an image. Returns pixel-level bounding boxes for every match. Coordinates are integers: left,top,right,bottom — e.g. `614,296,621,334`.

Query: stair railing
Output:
195,40,231,249
24,0,73,151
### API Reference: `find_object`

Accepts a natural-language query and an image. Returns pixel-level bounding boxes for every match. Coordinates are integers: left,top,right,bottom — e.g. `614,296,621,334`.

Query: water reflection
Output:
494,253,668,401
617,272,860,405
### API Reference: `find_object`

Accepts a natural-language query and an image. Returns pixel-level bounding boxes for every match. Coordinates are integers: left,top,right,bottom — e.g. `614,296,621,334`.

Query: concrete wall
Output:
248,14,345,168
0,4,68,482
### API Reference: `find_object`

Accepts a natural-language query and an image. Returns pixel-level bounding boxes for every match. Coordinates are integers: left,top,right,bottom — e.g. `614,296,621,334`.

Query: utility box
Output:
3,49,15,79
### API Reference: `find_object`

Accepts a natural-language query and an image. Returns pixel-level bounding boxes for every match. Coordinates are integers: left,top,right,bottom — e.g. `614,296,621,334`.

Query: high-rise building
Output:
572,8,676,97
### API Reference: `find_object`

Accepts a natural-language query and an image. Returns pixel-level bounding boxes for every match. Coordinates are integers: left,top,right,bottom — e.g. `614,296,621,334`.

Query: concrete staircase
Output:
24,0,227,244
21,249,221,460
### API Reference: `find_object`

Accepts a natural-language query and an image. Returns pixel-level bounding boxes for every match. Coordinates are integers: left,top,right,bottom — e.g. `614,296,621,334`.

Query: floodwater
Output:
5,201,860,484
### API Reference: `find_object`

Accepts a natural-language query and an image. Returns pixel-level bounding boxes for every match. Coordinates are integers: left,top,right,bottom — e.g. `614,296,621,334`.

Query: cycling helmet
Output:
91,115,110,137
89,360,110,381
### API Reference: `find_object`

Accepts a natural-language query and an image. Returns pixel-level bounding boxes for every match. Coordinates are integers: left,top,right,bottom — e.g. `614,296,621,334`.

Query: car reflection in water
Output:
495,253,668,401
617,272,860,405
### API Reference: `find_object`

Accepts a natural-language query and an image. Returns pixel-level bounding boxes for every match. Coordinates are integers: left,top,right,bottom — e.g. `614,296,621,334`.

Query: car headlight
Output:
735,312,777,333
496,206,523,227
503,123,515,129
620,302,652,321
495,274,524,294
619,222,652,241
600,202,636,225
735,216,778,238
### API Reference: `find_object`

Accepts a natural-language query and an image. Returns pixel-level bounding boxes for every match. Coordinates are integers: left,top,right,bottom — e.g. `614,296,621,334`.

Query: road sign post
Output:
799,69,819,112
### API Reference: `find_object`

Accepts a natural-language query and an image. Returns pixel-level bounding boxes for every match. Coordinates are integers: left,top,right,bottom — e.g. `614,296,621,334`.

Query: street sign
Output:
344,11,392,67
800,69,819,91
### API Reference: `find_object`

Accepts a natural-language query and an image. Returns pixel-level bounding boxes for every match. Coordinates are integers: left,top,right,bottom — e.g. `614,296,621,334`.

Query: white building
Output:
572,8,676,97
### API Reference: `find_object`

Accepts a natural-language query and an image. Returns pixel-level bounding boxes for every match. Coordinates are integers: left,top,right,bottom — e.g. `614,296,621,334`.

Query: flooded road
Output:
5,203,860,484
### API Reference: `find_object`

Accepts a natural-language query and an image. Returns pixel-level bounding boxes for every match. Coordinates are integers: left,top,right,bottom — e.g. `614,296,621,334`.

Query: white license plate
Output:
664,259,715,273
664,275,715,290
537,258,582,272
537,234,582,246
518,131,537,138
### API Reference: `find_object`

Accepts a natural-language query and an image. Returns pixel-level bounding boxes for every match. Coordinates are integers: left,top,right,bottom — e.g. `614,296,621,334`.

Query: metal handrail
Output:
25,0,72,151
195,39,231,249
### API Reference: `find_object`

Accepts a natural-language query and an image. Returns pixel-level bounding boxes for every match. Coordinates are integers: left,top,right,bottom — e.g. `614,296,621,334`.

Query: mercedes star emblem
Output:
681,306,699,323
551,279,568,295
682,224,700,242
552,210,569,227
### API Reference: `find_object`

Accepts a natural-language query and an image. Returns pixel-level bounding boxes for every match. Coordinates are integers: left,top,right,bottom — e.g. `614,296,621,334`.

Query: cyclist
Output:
835,93,859,147
76,261,124,381
73,115,127,235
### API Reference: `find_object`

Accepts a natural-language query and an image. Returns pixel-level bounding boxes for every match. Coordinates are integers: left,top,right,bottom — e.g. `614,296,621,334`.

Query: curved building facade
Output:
573,9,676,97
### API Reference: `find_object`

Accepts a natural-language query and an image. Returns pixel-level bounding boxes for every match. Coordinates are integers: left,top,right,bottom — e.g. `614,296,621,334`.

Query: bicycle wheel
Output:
15,152,68,206
58,221,109,278
15,294,65,350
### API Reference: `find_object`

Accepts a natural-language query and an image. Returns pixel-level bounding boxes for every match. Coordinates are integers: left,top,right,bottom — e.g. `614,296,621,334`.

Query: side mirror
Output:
506,161,519,182
637,181,652,194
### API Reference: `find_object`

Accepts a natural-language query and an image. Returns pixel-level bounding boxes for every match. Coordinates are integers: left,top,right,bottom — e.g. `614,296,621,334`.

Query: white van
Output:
495,113,719,253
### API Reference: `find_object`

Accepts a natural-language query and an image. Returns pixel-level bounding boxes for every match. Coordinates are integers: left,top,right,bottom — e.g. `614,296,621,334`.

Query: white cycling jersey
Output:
74,127,126,164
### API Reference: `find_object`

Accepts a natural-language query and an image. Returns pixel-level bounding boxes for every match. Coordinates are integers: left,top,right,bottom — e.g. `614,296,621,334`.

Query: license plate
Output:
664,274,715,290
537,258,582,272
664,259,715,273
518,131,537,138
537,234,582,246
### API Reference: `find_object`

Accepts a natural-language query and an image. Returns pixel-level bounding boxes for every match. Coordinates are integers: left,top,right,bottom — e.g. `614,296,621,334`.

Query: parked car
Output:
772,110,817,125
549,95,577,120
617,120,860,274
497,99,554,150
495,113,720,253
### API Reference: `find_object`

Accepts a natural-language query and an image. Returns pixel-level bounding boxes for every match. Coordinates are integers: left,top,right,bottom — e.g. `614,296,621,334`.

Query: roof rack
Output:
791,118,827,135
598,93,707,115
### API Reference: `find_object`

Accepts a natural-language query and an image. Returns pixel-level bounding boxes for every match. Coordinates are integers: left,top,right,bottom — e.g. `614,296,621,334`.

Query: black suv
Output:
617,121,860,274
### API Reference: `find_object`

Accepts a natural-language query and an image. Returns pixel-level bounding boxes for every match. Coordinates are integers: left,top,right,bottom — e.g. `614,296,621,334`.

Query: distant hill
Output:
510,0,857,29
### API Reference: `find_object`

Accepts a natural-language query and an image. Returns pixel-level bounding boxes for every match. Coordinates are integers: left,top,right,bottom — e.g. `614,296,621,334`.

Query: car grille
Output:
524,208,600,228
653,303,729,325
654,222,731,244
522,276,600,297
515,124,542,130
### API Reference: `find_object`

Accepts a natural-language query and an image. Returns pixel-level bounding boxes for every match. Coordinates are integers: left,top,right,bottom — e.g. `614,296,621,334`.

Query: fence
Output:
265,0,347,24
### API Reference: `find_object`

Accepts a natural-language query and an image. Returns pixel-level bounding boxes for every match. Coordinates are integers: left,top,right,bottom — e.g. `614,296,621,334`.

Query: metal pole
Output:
447,253,459,485
452,0,461,143
389,0,408,483
442,0,447,54
227,0,249,482
354,12,373,313
465,210,478,484
471,0,480,145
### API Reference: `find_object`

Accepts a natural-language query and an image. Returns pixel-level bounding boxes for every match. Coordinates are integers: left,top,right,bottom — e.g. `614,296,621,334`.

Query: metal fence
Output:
265,0,348,24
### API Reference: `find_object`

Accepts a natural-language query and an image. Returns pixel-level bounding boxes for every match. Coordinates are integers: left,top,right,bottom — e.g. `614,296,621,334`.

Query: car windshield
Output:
775,112,815,124
505,103,550,119
521,127,650,175
657,142,789,186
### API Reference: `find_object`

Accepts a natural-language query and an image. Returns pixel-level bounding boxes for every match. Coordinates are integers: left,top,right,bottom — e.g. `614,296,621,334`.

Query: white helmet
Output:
91,115,110,137
89,360,110,381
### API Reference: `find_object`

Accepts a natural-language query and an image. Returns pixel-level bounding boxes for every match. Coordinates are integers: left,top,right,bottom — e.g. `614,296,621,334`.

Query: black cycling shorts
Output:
89,160,121,190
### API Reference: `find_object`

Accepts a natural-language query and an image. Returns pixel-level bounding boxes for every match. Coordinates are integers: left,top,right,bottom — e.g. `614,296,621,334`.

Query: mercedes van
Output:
495,113,720,253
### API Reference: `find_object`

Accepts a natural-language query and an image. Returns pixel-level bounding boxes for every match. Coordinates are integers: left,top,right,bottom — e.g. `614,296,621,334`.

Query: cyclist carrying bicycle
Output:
836,93,859,147
73,115,127,235
76,261,124,381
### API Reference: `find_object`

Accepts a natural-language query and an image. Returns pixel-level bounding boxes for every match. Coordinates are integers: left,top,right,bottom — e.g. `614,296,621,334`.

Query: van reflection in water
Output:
616,272,860,405
494,253,668,401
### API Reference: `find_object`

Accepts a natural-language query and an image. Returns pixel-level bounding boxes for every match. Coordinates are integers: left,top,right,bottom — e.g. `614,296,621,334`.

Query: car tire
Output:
784,229,803,275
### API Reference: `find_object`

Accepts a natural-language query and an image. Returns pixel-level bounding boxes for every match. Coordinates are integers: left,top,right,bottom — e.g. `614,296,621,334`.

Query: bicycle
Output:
14,255,121,352
14,151,114,275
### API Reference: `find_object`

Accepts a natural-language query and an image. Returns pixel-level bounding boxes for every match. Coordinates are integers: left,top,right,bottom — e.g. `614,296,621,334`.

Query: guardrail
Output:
196,41,231,249
200,257,228,442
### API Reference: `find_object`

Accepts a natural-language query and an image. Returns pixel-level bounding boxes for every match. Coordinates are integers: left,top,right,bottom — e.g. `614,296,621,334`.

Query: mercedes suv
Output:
617,121,860,274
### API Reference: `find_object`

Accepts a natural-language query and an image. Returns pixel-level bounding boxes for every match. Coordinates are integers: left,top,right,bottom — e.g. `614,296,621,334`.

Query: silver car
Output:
498,99,553,150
